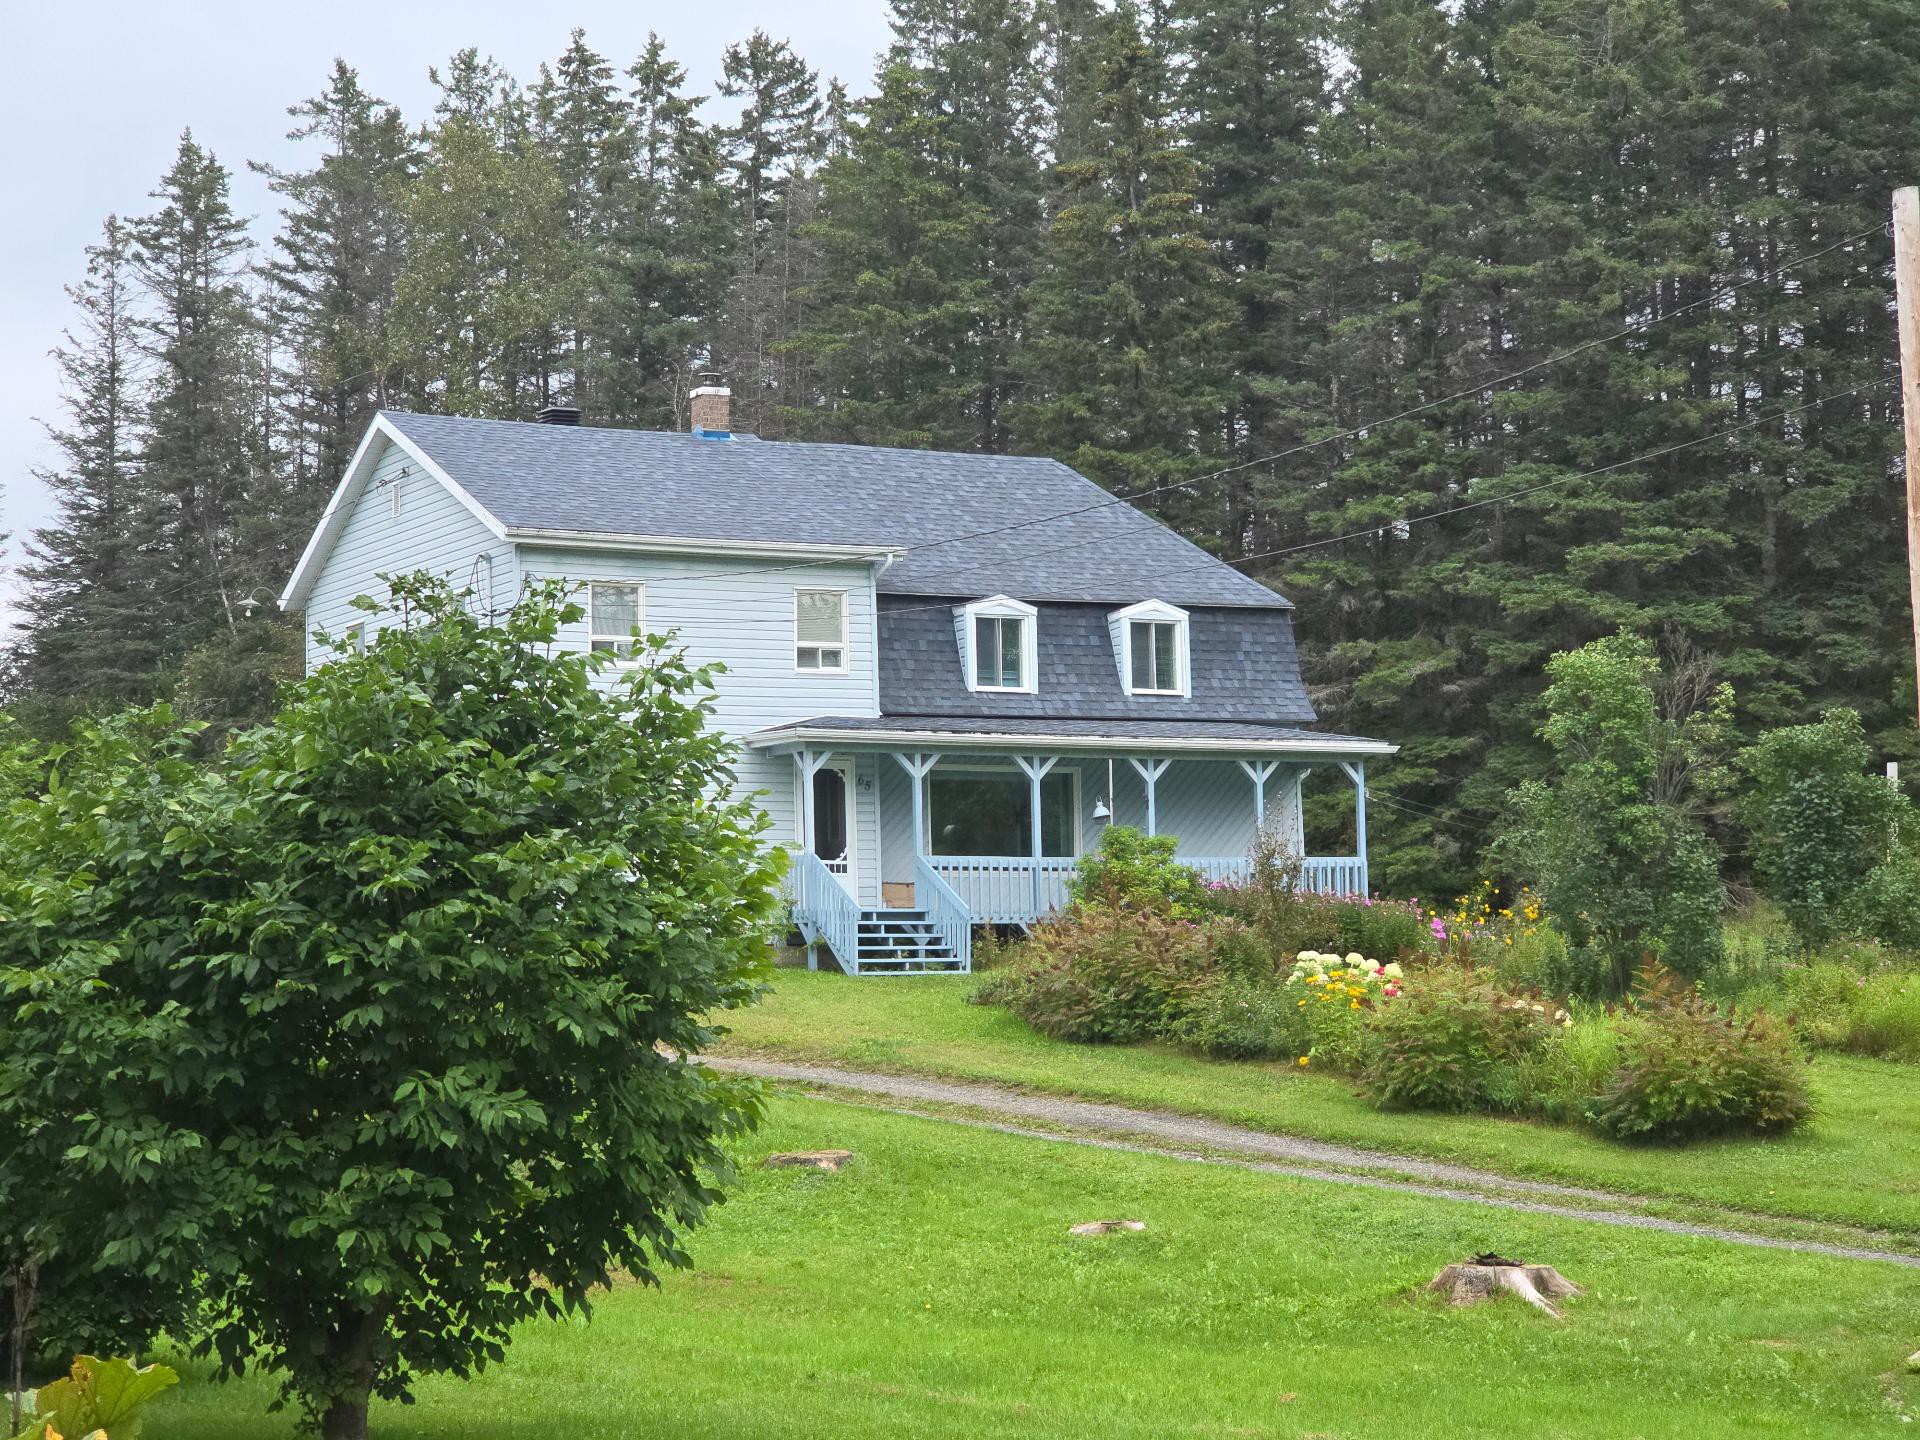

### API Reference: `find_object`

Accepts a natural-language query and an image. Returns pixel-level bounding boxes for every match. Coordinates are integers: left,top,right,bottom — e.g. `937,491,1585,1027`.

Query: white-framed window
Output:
588,581,645,661
345,621,367,654
955,595,1038,694
928,762,1080,857
794,587,848,672
1110,599,1190,697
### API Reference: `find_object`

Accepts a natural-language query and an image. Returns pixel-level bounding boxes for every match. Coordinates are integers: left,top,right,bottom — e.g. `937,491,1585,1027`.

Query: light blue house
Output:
281,386,1395,975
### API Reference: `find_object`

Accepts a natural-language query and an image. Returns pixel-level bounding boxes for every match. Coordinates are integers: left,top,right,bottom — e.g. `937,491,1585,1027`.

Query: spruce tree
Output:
130,133,269,653
714,31,825,433
254,61,414,513
10,218,158,702
604,34,730,429
1015,2,1230,505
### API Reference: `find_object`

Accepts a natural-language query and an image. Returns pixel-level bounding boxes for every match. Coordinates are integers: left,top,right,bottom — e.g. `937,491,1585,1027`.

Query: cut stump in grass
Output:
763,1150,854,1172
1425,1254,1582,1318
1070,1219,1146,1236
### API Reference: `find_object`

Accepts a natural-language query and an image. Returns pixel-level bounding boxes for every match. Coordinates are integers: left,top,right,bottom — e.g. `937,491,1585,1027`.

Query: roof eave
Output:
280,414,509,612
745,723,1396,759
504,527,902,564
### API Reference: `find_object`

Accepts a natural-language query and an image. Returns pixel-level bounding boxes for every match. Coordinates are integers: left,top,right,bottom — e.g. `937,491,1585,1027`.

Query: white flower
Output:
1345,952,1365,968
1382,962,1404,980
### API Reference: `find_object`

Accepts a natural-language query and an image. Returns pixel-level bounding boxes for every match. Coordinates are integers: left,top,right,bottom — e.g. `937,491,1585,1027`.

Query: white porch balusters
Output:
1338,759,1369,896
1013,754,1060,917
1126,756,1171,836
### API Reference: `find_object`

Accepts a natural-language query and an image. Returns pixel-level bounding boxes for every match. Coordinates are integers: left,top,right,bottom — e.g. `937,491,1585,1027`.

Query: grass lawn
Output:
715,970,1920,1236
144,1095,1916,1439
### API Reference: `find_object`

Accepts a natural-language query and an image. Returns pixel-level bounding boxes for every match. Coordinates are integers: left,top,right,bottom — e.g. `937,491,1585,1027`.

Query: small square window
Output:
796,588,848,672
589,582,644,660
974,614,1027,689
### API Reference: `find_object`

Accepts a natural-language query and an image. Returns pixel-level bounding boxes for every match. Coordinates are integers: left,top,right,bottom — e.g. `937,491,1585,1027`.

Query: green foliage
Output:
1173,973,1310,1061
10,1356,178,1440
1364,971,1556,1114
1847,837,1920,951
1065,824,1205,916
1739,709,1905,948
0,577,782,1439
1596,983,1811,1143
981,907,1210,1044
1497,633,1726,992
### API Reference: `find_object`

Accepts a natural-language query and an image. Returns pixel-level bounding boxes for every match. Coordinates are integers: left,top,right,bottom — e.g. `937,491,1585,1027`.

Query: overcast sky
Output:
0,1,894,628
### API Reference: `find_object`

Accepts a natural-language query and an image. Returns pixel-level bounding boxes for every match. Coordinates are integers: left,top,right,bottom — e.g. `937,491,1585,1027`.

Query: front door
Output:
811,761,856,895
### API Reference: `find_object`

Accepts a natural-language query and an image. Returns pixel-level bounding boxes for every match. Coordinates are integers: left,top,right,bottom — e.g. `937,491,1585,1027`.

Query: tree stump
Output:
1424,1254,1582,1318
762,1150,854,1172
1069,1219,1146,1236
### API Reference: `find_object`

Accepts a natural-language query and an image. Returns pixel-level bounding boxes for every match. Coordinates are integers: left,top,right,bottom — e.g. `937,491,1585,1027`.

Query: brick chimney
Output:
690,372,731,437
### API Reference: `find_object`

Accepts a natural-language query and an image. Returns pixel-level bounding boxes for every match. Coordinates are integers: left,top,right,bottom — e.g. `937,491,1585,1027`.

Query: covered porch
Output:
748,718,1395,976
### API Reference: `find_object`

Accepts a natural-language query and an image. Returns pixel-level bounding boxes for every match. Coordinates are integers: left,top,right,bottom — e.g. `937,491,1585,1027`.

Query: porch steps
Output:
845,907,964,976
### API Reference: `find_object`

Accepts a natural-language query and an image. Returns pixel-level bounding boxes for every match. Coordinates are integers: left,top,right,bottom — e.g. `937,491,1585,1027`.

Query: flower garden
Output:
974,829,1815,1144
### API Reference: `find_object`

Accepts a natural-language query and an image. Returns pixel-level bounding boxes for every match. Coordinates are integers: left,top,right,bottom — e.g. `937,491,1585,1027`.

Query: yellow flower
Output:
1349,1000,1361,1010
1297,1056,1310,1067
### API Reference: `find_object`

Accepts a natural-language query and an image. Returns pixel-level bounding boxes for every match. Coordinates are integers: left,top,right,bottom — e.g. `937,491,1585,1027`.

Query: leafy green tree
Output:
385,108,578,417
1739,708,1905,948
0,577,783,1439
1497,632,1727,991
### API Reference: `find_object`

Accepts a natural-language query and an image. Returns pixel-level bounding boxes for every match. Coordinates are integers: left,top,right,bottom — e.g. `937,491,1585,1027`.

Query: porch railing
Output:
914,855,974,972
791,849,861,969
1185,855,1367,897
927,856,1079,925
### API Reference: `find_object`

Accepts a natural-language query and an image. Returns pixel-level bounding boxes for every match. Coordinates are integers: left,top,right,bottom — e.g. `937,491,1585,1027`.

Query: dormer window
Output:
956,595,1038,694
1110,600,1190,697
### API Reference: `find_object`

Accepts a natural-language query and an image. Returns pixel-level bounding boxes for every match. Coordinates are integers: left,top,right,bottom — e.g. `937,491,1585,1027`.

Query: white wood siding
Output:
517,546,883,906
300,437,515,672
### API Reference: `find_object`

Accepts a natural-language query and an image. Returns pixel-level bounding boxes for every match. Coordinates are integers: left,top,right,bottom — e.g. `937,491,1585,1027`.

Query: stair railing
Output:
914,855,974,973
791,849,863,973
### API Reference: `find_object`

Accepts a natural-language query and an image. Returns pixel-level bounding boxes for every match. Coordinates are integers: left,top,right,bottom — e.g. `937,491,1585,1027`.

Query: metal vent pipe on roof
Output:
536,404,582,426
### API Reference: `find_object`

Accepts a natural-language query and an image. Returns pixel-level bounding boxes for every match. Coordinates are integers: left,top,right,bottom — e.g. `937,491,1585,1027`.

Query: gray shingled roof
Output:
750,715,1389,748
379,411,1288,608
879,600,1316,725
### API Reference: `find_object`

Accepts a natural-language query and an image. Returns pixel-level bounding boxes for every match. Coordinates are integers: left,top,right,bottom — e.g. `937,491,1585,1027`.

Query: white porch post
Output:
1126,756,1171,836
1339,759,1369,896
891,751,941,882
1238,758,1280,832
1014,754,1059,917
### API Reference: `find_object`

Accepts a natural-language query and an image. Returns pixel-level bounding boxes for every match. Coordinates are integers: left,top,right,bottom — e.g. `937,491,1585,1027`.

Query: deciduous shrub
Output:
984,908,1211,1043
1595,998,1810,1143
1175,974,1310,1060
1496,632,1728,991
1066,825,1206,916
1740,709,1906,949
1363,971,1560,1113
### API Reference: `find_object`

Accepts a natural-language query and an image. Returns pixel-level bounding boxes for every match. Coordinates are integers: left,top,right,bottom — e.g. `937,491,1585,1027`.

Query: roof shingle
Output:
380,410,1288,609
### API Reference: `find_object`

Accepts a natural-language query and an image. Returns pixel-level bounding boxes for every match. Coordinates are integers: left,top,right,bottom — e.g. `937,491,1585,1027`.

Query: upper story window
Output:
1110,600,1190,697
795,588,848,672
955,595,1038,694
589,581,644,662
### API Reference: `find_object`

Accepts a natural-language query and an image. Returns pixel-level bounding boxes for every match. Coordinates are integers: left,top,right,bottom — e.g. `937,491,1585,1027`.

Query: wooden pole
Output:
1891,187,1920,727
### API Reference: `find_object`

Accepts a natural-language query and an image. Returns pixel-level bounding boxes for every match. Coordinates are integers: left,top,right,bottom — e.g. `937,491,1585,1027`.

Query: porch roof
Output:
745,714,1396,759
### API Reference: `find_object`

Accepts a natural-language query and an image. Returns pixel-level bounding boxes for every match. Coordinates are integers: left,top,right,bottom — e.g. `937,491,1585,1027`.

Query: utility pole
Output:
1891,187,1920,728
